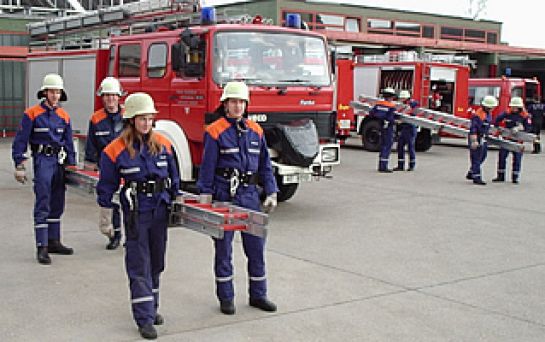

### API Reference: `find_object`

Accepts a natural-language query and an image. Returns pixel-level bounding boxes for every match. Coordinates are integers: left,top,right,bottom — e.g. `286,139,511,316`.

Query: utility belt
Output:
124,178,171,196
31,144,67,164
216,168,258,197
122,178,171,239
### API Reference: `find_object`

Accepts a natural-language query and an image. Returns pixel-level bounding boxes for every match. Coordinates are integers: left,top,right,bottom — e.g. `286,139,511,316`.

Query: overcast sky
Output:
204,0,545,49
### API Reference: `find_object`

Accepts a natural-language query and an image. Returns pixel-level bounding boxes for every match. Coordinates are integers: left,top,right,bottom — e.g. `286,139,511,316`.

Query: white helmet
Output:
220,82,250,103
123,93,158,119
399,90,411,99
97,77,125,96
481,95,498,108
37,73,67,101
381,87,396,97
508,96,524,108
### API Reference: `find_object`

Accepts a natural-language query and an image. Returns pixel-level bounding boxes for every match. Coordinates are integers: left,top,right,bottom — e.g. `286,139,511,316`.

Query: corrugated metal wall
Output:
0,60,26,134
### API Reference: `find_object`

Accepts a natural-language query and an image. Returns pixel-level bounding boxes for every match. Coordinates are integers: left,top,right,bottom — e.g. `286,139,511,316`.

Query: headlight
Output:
321,147,339,163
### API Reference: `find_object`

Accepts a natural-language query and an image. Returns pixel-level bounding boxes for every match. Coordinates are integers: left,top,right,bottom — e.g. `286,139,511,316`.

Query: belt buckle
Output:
147,180,155,197
44,146,53,156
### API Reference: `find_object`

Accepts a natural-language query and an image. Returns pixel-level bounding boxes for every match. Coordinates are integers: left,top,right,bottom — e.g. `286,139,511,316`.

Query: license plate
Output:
338,119,351,129
283,173,312,184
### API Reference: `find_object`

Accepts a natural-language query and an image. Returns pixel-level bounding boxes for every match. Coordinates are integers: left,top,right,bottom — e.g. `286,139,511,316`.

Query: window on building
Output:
464,29,486,42
487,32,498,44
422,25,435,38
395,21,421,36
316,14,344,31
441,27,463,40
367,19,393,34
118,44,141,77
345,18,360,32
367,18,392,29
147,43,168,78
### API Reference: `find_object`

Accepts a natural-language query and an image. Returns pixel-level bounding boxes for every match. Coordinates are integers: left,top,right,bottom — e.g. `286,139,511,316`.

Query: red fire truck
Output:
25,1,340,202
468,77,542,119
336,51,470,151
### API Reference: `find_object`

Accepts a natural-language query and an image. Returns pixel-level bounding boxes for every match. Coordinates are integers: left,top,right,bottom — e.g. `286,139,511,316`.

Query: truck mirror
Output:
171,42,186,72
330,50,336,75
181,28,192,46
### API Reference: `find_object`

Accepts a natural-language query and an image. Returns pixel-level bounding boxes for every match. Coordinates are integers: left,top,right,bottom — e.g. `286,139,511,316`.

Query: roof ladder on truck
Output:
351,96,537,153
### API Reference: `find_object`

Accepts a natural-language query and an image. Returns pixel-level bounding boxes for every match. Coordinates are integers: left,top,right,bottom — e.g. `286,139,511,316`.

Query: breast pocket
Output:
247,140,261,169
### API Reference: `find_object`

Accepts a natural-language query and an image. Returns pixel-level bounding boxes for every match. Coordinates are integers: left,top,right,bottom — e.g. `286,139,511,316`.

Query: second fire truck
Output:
336,51,470,151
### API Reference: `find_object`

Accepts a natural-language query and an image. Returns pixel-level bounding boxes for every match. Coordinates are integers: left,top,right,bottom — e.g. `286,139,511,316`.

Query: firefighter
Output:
466,95,497,185
197,81,278,315
370,87,397,172
85,77,125,250
527,98,544,154
492,97,531,184
394,90,419,171
12,73,76,265
96,93,180,340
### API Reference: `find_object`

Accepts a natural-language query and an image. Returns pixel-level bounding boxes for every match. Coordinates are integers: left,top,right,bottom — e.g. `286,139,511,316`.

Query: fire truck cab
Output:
336,51,470,152
468,77,542,119
26,2,340,202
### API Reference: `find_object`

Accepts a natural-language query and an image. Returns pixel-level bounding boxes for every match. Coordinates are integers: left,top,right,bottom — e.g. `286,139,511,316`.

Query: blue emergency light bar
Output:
286,13,301,29
201,7,217,25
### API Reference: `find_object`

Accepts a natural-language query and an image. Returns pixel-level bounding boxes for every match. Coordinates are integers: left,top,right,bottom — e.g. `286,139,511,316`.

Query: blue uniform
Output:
12,101,76,247
85,107,124,234
197,116,278,302
468,108,492,182
96,133,179,328
369,100,396,171
494,109,531,181
397,99,419,170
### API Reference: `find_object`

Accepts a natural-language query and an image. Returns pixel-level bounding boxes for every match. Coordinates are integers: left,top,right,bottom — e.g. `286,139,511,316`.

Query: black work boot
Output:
106,231,121,250
37,246,51,265
512,177,519,184
378,168,393,173
138,324,157,340
466,171,473,180
249,297,277,312
153,313,164,325
492,174,505,182
393,166,404,171
533,143,541,154
220,300,235,315
48,240,74,255
473,179,487,185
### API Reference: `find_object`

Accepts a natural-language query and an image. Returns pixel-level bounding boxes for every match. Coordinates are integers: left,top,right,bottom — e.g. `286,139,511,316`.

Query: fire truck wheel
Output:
275,175,298,202
361,119,381,152
415,129,432,152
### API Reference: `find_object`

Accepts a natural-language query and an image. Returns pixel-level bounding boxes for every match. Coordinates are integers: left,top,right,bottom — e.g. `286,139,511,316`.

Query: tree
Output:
467,0,488,20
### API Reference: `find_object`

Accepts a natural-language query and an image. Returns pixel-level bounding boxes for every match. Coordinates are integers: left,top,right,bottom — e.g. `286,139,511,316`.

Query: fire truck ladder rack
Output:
351,96,536,153
355,51,476,67
64,168,268,238
27,0,202,51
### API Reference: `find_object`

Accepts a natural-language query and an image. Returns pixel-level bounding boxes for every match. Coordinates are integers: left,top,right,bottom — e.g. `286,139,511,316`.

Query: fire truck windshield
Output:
213,31,330,87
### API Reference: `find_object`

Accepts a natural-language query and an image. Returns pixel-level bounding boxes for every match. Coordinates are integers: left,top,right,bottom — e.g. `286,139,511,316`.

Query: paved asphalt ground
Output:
1,136,545,341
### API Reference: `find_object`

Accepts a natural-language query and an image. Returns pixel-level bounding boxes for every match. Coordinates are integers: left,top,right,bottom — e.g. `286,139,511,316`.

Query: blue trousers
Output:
397,125,416,169
469,142,488,181
213,186,267,301
123,203,168,327
497,148,522,180
379,126,394,171
32,155,65,247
